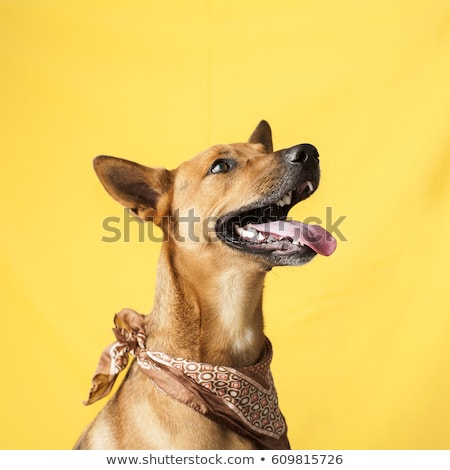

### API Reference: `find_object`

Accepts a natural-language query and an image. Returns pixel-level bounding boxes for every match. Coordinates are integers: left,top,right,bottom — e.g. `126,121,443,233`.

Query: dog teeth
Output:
306,181,314,194
275,190,293,207
256,232,265,241
235,225,268,243
234,225,258,239
235,223,304,246
234,225,244,236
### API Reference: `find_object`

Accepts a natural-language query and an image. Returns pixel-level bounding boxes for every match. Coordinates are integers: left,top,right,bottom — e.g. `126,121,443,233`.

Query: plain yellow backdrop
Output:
1,0,450,449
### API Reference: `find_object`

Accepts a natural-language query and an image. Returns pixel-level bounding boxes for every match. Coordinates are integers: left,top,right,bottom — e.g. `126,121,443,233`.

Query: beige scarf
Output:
84,308,290,450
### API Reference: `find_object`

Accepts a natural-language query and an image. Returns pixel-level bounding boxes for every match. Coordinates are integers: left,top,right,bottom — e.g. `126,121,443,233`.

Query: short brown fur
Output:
75,121,324,449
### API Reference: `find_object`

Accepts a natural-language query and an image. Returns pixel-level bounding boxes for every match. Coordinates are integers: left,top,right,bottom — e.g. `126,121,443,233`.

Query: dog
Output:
75,121,336,450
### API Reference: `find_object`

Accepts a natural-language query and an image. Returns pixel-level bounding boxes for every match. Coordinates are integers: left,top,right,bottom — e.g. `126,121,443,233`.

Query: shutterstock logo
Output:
100,207,348,243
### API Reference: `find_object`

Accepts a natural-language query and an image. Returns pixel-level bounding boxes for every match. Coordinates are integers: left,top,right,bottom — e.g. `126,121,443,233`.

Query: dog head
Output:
94,121,336,270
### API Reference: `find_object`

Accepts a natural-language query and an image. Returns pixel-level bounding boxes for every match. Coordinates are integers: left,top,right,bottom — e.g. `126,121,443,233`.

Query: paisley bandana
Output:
84,308,290,450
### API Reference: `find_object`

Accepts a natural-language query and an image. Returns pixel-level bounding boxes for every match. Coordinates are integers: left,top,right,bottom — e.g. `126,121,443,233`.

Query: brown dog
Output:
75,121,336,450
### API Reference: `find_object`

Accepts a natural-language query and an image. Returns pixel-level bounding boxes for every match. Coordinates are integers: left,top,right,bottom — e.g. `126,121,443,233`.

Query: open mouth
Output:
216,180,337,263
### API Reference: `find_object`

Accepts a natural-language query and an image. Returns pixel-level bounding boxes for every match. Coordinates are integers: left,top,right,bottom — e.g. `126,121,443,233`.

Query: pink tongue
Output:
246,221,337,256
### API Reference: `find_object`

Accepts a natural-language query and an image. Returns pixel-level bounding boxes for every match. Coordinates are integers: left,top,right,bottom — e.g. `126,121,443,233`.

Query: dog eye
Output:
209,159,233,174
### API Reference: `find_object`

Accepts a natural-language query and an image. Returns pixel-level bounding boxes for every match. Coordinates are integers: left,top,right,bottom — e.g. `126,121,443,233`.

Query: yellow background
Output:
1,0,450,450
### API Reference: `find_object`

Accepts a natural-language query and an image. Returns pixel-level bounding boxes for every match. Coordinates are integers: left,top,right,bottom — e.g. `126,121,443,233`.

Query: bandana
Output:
84,308,290,450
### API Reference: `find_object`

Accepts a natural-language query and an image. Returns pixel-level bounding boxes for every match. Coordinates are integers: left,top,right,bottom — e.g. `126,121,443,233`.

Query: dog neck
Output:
146,243,267,368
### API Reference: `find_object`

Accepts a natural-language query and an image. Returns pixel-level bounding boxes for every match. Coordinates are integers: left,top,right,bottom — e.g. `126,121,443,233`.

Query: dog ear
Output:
248,120,273,153
93,155,172,224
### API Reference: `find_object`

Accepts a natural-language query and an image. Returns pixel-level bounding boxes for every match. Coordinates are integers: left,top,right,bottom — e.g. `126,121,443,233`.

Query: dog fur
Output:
75,121,332,449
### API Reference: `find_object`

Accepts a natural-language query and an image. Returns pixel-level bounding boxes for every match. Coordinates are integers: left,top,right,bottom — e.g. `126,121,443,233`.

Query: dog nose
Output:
285,144,319,164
